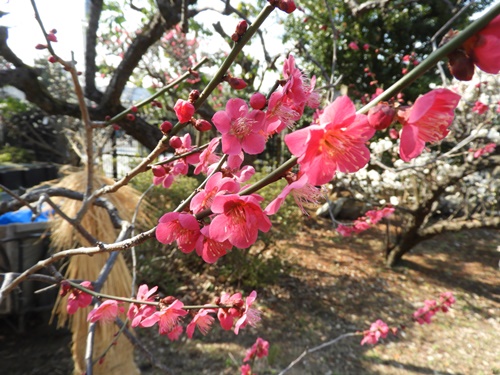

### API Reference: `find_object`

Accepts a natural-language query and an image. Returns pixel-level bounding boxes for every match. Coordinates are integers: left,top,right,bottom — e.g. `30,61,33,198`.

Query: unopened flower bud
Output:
447,50,475,81
161,296,176,305
126,113,136,121
188,90,200,103
49,29,57,34
389,128,399,140
250,92,267,109
48,55,57,63
131,105,138,113
231,33,240,42
174,99,195,123
368,104,396,130
152,165,166,177
278,0,297,13
105,115,111,121
112,124,120,131
47,33,58,42
169,136,182,149
236,20,248,36
35,44,48,50
160,121,173,134
194,119,212,132
228,77,247,90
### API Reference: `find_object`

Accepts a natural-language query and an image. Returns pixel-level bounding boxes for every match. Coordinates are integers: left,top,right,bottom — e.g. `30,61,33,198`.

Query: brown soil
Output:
1,226,499,375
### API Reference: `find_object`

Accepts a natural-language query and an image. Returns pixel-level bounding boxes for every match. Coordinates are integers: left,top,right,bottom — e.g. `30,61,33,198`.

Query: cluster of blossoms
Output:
65,283,261,341
240,337,270,375
361,292,456,345
336,206,395,237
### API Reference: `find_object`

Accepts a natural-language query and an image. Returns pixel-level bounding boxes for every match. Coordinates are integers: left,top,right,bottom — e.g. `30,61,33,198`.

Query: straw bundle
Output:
50,170,147,375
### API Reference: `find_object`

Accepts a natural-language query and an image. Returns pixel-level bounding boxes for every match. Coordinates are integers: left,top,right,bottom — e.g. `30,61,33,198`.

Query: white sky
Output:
0,0,290,91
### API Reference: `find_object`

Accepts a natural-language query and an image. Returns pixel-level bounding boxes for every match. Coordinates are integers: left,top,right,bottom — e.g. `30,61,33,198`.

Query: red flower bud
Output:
35,44,48,50
160,121,173,134
126,113,136,121
231,33,240,42
447,50,475,81
188,90,200,103
152,165,166,177
112,124,121,131
131,106,138,113
169,136,182,149
228,77,247,90
250,92,267,109
194,119,212,132
47,33,58,42
368,104,396,130
48,56,57,63
236,20,248,36
174,99,195,123
49,29,57,34
105,115,111,121
278,0,296,13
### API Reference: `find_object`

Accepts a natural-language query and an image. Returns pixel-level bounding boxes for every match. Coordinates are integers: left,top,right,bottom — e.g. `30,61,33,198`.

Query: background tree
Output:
284,0,493,101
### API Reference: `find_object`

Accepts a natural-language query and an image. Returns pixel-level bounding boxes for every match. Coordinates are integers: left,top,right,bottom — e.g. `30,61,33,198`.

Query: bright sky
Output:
0,0,290,91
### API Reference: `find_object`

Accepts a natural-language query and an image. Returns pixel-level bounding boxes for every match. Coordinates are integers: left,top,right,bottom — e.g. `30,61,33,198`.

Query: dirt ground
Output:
1,225,499,375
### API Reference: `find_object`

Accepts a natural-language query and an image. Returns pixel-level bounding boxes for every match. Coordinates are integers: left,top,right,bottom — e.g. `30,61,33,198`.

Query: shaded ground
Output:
1,226,499,374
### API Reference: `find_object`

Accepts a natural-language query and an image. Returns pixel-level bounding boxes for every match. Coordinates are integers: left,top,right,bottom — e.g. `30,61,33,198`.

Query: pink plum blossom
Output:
439,292,456,312
195,225,233,263
240,364,252,375
66,281,93,314
398,88,461,162
217,292,244,330
194,137,221,175
264,173,323,215
141,298,188,336
87,300,124,323
156,212,201,253
212,98,266,155
190,172,240,214
243,337,270,362
361,319,390,345
174,99,195,123
470,14,500,74
285,96,375,185
210,194,271,249
234,290,261,334
348,41,360,50
186,308,216,338
127,284,158,327
413,299,438,324
472,101,488,114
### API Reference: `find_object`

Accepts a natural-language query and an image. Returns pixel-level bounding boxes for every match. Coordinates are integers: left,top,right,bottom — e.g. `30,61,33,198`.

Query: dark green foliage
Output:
284,0,493,101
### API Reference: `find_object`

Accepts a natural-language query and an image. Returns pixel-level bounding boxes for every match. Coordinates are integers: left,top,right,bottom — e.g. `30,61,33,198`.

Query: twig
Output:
278,332,359,374
0,184,37,216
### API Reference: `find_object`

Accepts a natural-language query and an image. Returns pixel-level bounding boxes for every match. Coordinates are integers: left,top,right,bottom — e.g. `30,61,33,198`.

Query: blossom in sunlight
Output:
234,291,261,334
472,101,488,115
397,88,461,162
66,281,93,315
413,300,438,324
87,300,124,323
174,99,195,123
470,143,496,159
243,337,270,362
141,298,188,336
469,14,500,75
361,319,390,345
196,225,233,263
240,364,252,375
217,292,244,330
348,41,360,50
439,292,456,313
128,284,158,328
194,137,221,175
156,212,201,253
212,98,266,155
264,173,323,215
186,308,216,338
210,194,271,249
190,172,240,214
285,96,374,185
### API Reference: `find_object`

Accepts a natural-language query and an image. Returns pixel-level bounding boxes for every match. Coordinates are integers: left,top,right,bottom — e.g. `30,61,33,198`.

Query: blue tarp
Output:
0,209,50,225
